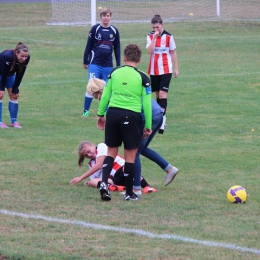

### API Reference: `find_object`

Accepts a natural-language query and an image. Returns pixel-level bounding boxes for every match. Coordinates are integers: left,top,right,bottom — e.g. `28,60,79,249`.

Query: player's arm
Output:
170,49,179,78
12,55,30,95
83,26,96,66
70,155,106,185
0,54,10,91
146,33,158,54
141,75,152,130
114,29,121,66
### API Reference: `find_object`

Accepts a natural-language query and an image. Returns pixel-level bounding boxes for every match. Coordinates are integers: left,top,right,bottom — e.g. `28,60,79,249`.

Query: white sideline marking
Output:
1,209,260,255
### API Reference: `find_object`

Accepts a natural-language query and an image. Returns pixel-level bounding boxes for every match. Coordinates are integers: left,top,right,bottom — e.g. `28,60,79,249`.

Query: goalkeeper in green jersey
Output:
97,44,152,201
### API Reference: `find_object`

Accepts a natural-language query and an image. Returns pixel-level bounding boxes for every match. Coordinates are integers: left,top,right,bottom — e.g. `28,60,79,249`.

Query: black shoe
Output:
100,181,111,201
123,192,139,201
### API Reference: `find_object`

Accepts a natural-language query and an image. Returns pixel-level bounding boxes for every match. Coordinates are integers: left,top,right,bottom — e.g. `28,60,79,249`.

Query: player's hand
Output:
70,177,81,185
143,128,152,138
93,90,103,100
154,30,160,39
83,64,88,69
174,68,179,78
10,93,19,99
0,91,5,99
97,116,105,130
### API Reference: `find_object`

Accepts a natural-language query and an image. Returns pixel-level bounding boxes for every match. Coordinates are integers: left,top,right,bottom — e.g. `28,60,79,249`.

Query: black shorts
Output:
105,107,142,150
110,167,125,186
150,73,172,93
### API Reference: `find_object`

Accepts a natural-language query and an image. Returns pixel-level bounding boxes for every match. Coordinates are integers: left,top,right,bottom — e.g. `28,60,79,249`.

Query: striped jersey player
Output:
146,14,179,134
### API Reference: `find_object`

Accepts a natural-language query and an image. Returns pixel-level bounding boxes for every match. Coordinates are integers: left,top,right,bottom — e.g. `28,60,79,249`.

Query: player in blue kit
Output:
82,7,121,117
0,42,30,129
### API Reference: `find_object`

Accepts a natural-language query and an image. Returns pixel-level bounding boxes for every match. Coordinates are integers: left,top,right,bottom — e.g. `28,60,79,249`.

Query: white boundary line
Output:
1,209,260,255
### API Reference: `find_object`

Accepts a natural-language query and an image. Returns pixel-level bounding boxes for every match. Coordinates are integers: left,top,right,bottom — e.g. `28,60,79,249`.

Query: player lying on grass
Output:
69,141,157,194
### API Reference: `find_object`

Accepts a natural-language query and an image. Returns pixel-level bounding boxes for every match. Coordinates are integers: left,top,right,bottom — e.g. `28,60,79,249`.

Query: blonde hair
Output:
78,141,92,167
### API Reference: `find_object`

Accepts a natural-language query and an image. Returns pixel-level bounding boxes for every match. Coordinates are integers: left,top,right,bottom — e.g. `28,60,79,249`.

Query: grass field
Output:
0,3,260,260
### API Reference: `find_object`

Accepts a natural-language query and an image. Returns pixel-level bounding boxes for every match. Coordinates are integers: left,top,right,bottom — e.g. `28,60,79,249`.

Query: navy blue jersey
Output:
83,23,120,67
0,49,30,94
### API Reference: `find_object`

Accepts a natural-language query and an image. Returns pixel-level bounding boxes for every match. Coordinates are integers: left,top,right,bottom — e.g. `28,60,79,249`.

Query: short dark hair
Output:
124,44,142,63
151,14,163,24
100,7,112,17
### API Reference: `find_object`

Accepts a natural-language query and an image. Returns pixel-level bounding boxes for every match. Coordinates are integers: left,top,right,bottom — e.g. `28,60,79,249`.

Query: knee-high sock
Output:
102,156,114,184
157,98,167,115
140,176,150,188
8,100,19,124
84,92,93,111
124,162,134,196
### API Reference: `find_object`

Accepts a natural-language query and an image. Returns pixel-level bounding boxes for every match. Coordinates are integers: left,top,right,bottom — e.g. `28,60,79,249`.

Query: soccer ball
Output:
227,185,247,203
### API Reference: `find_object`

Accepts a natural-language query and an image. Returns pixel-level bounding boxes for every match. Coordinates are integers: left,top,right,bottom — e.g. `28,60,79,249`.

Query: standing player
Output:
0,42,30,129
133,99,179,193
97,44,152,201
82,7,121,117
146,14,179,134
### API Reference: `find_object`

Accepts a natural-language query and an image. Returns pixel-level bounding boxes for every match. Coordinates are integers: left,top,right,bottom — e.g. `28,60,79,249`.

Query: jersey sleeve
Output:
169,35,176,50
146,33,153,49
83,25,96,65
12,55,30,94
96,143,108,157
114,28,121,67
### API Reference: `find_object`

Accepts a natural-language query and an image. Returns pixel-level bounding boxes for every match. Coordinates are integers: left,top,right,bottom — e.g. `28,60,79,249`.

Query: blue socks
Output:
84,93,93,111
8,100,19,124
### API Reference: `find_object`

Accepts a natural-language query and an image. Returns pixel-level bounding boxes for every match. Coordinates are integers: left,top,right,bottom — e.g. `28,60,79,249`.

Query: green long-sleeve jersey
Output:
98,65,152,130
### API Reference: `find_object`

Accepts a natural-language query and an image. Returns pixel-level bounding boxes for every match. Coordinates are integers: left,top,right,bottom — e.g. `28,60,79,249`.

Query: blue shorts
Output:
0,75,15,89
88,64,112,83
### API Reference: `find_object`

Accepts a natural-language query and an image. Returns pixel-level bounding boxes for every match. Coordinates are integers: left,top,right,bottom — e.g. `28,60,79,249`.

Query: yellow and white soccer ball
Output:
227,185,247,203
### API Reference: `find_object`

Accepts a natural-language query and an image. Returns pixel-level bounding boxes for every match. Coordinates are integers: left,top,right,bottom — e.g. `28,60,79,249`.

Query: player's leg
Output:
0,80,8,128
141,176,157,194
99,147,118,201
121,110,142,201
84,178,102,188
101,66,112,83
83,64,101,116
157,73,172,134
124,148,138,200
7,76,21,128
101,66,112,112
109,168,126,191
99,108,121,201
133,120,145,191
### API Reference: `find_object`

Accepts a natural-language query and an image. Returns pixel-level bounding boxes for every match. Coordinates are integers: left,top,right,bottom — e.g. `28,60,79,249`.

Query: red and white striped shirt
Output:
88,143,125,180
146,30,176,76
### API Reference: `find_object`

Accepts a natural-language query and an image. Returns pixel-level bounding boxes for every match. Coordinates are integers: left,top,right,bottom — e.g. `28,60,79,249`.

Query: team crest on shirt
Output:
97,33,101,40
110,34,113,38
